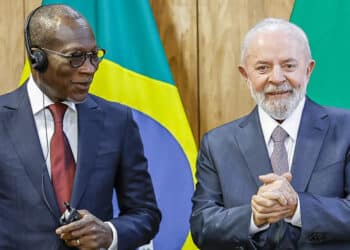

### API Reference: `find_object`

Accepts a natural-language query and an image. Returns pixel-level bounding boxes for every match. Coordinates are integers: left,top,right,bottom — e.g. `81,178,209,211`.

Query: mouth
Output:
265,90,292,98
71,80,92,90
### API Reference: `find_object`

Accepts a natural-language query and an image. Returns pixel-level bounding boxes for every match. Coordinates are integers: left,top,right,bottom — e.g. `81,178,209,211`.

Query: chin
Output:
67,95,88,104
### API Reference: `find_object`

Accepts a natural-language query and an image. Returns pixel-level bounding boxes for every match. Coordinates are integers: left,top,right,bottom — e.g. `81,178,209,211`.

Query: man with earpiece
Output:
0,4,161,250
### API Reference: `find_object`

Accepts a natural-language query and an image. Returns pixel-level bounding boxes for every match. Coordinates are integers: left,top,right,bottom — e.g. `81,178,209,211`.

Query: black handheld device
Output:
59,202,82,225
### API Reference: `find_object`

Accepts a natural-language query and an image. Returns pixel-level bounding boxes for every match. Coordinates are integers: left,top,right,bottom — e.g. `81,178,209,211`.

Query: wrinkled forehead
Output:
53,15,92,33
245,29,309,63
51,16,96,49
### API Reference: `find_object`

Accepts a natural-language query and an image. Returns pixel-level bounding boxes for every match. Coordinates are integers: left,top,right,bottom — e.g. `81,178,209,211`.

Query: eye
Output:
283,63,297,71
70,52,84,58
256,64,270,73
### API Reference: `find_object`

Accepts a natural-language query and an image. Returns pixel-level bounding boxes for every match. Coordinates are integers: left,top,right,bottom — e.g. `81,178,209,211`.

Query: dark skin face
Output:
32,16,98,102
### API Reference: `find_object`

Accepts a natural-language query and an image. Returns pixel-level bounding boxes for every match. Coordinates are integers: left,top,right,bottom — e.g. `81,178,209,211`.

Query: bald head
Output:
27,4,88,50
240,18,312,65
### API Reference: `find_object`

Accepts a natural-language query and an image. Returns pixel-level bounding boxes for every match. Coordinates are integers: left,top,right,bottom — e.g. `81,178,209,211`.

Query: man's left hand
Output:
56,210,113,250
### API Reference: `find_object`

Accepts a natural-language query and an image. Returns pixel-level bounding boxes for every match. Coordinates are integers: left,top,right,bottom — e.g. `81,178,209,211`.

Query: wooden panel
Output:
198,0,294,138
150,0,199,144
0,0,25,94
0,0,41,94
264,0,295,18
24,0,42,20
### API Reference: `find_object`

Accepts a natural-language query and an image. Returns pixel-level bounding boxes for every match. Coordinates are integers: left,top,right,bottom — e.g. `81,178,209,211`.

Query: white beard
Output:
247,80,306,120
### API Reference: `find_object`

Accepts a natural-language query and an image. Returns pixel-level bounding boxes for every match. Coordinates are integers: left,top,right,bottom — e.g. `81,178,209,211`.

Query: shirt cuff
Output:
249,212,270,235
284,195,302,227
105,221,118,250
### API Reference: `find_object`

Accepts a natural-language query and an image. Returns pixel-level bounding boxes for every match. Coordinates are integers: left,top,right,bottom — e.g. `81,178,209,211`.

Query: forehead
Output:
52,17,96,50
245,30,306,64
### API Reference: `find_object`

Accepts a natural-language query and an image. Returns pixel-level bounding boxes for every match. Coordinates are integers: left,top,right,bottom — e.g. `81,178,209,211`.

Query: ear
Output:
306,59,315,78
238,65,248,79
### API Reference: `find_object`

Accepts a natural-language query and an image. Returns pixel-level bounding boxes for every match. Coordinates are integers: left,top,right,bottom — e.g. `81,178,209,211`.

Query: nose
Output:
269,66,285,85
78,56,97,74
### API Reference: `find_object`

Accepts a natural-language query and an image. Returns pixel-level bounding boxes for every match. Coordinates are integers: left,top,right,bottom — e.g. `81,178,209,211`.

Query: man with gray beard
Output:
190,18,350,250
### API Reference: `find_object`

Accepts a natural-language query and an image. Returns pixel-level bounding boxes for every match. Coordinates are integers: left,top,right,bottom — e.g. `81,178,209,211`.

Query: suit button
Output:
309,232,322,241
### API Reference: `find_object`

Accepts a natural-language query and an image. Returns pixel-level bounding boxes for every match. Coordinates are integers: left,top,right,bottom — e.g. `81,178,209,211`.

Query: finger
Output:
274,181,297,205
259,191,288,206
62,218,98,241
56,209,89,235
257,181,280,194
259,178,296,205
258,183,289,205
76,234,102,249
56,221,84,236
251,205,269,226
267,210,292,224
64,238,82,248
263,208,291,221
282,191,297,205
251,204,290,225
285,186,298,205
252,195,291,211
252,201,286,215
282,172,292,182
63,227,101,249
259,173,281,184
252,197,286,214
56,211,93,235
252,194,277,208
76,209,90,216
257,183,272,194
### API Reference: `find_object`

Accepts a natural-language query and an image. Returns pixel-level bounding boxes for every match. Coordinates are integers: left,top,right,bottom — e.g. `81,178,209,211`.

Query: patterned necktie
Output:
48,103,76,213
270,126,289,175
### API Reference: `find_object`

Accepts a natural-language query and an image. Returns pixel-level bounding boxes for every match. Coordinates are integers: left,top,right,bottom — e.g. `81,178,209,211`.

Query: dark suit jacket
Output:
0,83,161,250
191,98,350,250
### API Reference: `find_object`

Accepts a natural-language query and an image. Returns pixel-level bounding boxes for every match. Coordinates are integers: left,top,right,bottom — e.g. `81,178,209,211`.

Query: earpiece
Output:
24,6,48,73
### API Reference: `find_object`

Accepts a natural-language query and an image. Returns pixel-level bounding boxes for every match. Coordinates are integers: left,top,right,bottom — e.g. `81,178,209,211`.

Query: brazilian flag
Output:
291,0,350,108
21,1,198,249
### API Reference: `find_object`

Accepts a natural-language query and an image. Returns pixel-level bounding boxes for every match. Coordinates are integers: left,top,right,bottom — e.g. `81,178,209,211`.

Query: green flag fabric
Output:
291,0,350,108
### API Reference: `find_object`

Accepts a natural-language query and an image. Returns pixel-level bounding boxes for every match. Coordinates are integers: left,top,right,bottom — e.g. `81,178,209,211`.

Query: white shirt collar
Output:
27,75,76,114
258,97,306,145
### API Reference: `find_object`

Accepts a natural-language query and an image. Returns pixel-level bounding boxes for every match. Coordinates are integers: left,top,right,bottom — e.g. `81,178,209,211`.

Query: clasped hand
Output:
56,210,113,250
251,172,298,227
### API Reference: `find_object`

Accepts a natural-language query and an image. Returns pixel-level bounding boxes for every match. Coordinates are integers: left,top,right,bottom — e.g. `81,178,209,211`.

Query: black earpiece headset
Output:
24,5,48,73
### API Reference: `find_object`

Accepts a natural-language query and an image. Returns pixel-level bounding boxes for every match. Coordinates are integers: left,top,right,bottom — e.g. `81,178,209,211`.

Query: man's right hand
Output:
56,209,113,250
251,193,292,226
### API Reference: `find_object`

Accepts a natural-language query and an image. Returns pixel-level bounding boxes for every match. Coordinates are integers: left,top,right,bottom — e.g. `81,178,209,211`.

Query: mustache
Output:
264,82,293,94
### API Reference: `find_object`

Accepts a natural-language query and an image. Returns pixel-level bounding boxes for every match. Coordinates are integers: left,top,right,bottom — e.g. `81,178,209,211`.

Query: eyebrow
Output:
254,60,270,66
254,58,298,65
281,59,298,64
61,46,98,53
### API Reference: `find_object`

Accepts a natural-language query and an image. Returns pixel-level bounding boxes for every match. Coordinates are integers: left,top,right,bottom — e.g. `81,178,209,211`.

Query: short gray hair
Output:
240,18,312,64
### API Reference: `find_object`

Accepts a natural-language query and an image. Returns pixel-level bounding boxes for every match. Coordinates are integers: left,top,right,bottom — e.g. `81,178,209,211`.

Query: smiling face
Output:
33,16,98,103
239,29,315,120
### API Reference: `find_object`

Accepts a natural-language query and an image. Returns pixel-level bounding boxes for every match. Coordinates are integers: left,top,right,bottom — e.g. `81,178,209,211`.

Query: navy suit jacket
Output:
0,83,161,250
191,98,350,250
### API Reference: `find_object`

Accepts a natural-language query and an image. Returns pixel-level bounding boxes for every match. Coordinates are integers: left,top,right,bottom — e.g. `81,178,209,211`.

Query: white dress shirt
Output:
249,97,305,234
27,76,118,250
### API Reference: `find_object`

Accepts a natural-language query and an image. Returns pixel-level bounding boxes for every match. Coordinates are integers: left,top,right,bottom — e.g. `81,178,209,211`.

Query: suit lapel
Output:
291,98,329,192
235,107,272,187
70,96,103,208
3,84,60,219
